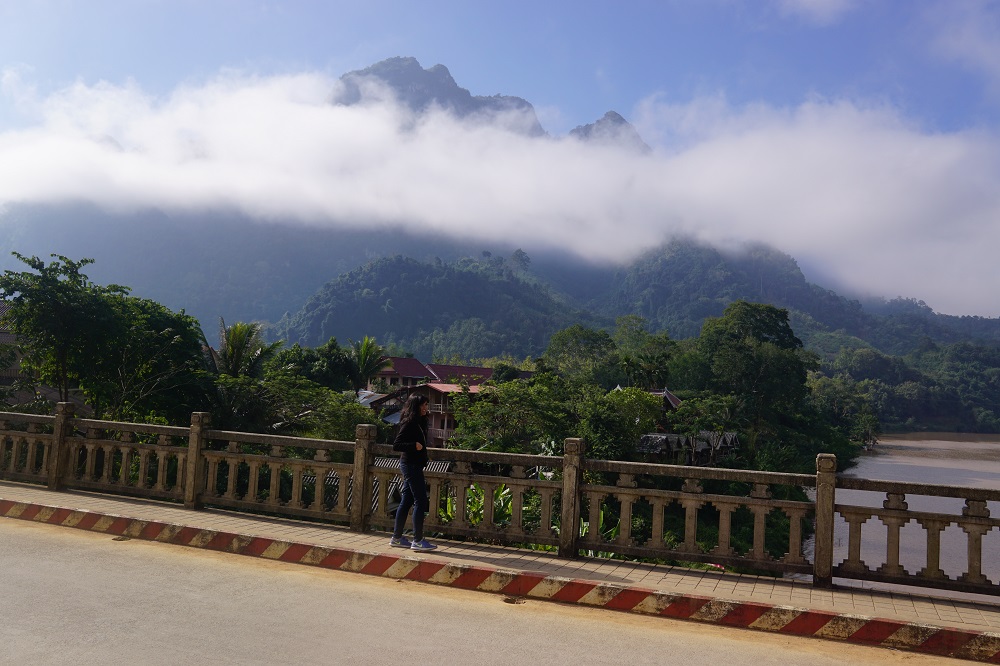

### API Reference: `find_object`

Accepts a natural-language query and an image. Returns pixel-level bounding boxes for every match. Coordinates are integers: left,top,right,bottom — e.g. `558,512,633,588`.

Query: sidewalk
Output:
2,480,999,662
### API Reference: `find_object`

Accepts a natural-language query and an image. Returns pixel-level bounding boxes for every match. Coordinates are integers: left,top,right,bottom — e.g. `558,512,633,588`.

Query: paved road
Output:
0,519,949,665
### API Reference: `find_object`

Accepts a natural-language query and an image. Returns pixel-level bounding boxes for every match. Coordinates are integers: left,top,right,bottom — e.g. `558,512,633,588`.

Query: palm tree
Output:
201,319,283,431
349,336,391,394
204,319,282,379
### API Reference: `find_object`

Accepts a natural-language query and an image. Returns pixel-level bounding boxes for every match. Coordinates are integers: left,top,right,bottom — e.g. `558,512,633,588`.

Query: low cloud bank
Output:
1,69,998,316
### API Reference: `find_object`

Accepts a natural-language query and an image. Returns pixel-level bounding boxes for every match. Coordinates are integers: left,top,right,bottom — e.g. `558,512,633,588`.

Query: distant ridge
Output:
337,56,546,136
570,110,651,153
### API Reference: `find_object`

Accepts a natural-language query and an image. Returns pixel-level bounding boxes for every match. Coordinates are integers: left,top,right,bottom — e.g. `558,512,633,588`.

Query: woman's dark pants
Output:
393,461,427,541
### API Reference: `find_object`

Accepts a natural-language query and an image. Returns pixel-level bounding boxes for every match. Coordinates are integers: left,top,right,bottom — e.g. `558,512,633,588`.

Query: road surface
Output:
0,519,947,665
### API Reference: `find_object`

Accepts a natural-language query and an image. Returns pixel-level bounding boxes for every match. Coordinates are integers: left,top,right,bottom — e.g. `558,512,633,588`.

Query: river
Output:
832,433,1000,594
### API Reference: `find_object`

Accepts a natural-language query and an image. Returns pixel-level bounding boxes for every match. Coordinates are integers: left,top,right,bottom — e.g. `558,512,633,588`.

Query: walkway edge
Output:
3,497,998,663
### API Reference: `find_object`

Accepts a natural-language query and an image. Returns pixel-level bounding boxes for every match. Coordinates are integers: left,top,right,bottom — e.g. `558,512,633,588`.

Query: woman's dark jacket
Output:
392,416,428,468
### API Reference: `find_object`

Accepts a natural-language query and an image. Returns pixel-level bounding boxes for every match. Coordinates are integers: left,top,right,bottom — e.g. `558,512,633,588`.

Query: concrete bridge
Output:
2,404,1000,662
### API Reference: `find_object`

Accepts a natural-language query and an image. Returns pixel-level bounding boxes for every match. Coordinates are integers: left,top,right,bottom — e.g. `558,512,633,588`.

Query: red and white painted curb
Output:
3,497,999,662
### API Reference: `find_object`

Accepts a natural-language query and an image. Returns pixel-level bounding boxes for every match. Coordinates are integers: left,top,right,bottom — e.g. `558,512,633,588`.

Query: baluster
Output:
314,467,327,511
290,464,306,508
39,435,50,475
247,461,261,502
877,493,908,576
960,500,991,585
584,491,604,544
455,479,470,527
538,488,555,535
117,448,131,486
377,471,391,518
678,477,704,554
155,451,169,491
782,507,808,565
649,497,668,547
482,482,498,529
225,458,239,499
101,445,115,483
917,517,947,580
175,451,187,490
138,451,151,488
509,485,525,535
205,457,220,495
616,494,635,546
749,505,770,561
26,437,39,474
267,463,282,506
84,443,98,480
838,509,871,574
711,501,737,557
425,477,442,526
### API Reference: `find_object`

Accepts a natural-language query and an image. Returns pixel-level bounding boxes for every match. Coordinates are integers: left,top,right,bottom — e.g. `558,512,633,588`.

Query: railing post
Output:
813,453,837,588
46,402,75,490
559,438,585,559
184,412,211,509
351,423,377,532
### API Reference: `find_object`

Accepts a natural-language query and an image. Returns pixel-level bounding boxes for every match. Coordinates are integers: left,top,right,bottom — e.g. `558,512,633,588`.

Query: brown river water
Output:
832,433,1000,592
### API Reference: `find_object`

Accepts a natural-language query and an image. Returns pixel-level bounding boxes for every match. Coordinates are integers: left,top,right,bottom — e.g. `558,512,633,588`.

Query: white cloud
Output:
1,71,999,316
926,0,1000,95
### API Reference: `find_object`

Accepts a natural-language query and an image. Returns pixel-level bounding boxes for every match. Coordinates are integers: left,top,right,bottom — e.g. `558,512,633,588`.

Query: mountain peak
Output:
337,56,545,136
569,110,651,153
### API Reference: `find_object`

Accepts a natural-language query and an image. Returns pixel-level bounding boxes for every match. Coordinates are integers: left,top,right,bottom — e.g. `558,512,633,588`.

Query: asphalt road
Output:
0,519,948,665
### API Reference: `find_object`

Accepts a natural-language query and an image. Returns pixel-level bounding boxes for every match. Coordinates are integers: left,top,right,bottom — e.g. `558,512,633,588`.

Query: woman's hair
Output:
399,393,429,426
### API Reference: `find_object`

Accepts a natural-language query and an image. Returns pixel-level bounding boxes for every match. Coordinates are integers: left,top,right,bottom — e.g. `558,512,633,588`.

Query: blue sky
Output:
1,1,1000,315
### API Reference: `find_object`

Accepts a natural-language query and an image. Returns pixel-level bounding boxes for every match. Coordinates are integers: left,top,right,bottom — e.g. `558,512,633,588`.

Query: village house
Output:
368,382,480,447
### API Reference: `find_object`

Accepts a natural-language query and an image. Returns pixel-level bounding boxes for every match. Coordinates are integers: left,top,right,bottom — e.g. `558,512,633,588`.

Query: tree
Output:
0,253,128,402
698,301,815,427
348,336,391,394
204,319,281,379
543,324,624,388
451,374,575,453
268,338,354,392
81,296,205,421
202,320,284,430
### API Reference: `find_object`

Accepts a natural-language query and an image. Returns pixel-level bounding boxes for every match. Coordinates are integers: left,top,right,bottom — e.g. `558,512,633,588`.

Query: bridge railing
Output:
834,476,1000,596
1,403,998,596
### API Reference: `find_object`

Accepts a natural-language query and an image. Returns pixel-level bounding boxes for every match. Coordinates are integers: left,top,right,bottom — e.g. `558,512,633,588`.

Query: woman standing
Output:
390,393,438,551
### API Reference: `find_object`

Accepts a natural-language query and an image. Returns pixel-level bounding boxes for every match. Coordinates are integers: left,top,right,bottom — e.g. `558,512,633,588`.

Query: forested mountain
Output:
276,254,603,360
275,239,1000,364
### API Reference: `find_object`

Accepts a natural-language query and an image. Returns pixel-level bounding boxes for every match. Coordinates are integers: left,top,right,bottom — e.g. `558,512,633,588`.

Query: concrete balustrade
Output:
1,403,999,596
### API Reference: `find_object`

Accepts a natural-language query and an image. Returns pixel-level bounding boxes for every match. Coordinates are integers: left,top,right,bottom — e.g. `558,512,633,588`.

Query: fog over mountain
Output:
1,56,999,317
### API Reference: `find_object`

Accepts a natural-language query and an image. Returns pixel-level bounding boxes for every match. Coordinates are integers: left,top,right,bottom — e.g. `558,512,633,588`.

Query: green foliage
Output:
0,253,205,420
543,324,624,389
267,338,354,392
577,387,662,460
0,253,129,402
450,375,575,453
348,335,391,393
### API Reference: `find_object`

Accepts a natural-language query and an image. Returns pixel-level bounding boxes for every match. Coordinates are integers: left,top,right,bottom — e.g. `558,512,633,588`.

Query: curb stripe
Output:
779,609,836,635
849,619,907,645
550,580,597,603
451,567,496,590
359,554,398,576
718,601,773,627
3,496,1000,663
661,595,713,619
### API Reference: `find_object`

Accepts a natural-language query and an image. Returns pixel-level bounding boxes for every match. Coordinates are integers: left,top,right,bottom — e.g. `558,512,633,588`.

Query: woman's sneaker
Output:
410,539,437,552
389,536,411,548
